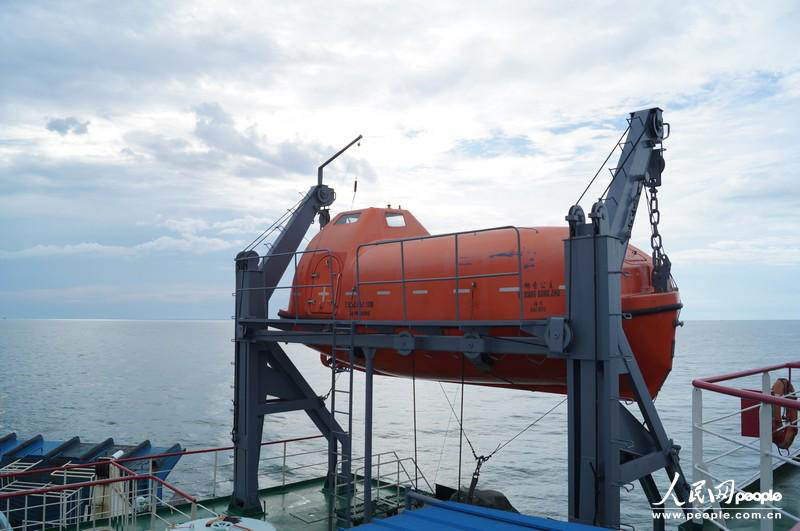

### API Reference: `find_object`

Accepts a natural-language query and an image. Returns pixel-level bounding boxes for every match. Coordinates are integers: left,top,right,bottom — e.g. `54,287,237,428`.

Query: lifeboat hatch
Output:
306,255,342,315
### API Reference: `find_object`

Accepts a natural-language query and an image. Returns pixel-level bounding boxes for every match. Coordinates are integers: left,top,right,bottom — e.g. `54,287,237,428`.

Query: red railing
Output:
111,461,197,504
691,361,800,531
692,361,800,409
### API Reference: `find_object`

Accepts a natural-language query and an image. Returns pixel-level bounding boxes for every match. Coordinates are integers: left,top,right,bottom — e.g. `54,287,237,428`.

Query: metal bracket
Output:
462,332,492,371
589,201,610,235
544,316,571,354
394,331,415,356
462,332,486,358
565,205,586,237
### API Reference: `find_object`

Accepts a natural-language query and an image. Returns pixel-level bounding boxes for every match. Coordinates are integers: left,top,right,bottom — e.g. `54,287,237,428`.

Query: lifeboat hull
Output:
282,207,680,398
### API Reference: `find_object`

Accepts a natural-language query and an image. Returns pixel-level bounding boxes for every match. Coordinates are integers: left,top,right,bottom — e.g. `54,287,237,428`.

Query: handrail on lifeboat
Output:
353,225,525,323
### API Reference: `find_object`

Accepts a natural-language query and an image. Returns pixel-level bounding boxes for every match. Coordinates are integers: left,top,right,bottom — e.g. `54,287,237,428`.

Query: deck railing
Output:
352,451,433,509
692,361,800,531
0,435,326,530
0,434,425,530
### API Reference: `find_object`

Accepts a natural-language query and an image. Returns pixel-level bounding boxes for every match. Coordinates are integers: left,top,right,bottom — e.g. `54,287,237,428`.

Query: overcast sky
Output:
1,1,798,320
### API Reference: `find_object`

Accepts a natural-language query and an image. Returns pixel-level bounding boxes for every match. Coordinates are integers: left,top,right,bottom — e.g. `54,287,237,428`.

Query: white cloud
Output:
671,238,800,267
160,218,211,236
0,235,243,259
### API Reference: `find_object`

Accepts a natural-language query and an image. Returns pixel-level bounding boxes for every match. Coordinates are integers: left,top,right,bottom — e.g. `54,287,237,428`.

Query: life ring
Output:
771,378,798,449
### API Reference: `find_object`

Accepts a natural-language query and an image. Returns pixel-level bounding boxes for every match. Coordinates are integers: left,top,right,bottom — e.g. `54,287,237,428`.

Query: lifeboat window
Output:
385,213,406,227
335,213,361,225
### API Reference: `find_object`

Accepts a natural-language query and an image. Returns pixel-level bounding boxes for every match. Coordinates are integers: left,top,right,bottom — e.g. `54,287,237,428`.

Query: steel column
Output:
692,386,704,527
230,341,265,515
230,180,336,515
230,250,267,515
565,231,623,527
760,372,773,531
363,348,376,522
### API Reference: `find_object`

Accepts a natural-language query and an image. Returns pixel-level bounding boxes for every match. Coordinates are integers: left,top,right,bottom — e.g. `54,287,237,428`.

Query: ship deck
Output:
156,470,800,531
124,477,407,531
120,476,611,530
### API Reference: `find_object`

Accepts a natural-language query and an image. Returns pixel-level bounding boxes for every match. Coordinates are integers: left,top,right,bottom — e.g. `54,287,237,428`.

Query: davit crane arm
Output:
236,135,360,312
567,107,671,291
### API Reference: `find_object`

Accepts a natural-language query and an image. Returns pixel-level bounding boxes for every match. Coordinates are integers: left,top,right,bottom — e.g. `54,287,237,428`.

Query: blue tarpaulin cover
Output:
356,496,603,530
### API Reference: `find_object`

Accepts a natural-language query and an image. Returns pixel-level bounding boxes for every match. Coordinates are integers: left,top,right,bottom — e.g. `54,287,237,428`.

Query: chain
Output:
646,161,672,292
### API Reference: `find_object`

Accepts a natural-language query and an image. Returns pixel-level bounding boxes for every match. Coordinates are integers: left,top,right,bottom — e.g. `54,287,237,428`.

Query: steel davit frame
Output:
228,108,691,529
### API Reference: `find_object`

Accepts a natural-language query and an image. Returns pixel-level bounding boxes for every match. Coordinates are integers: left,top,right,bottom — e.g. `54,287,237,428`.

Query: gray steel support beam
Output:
640,474,666,531
566,229,623,527
230,341,265,515
618,405,658,455
363,348,376,522
257,398,322,415
231,178,337,515
230,340,350,515
565,215,686,529
251,330,557,357
263,343,350,450
620,452,668,484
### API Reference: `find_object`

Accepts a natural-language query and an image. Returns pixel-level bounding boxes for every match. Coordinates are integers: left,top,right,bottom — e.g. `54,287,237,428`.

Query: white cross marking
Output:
318,286,329,303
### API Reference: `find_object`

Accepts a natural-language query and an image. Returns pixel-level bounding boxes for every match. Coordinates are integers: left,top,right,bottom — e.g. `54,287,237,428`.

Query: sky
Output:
1,1,798,320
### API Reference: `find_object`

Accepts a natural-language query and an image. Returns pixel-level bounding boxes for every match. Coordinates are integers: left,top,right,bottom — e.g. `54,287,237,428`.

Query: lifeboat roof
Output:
316,207,430,246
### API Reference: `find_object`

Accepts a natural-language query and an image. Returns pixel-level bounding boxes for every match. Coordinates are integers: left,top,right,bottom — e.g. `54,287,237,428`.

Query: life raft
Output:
772,378,798,449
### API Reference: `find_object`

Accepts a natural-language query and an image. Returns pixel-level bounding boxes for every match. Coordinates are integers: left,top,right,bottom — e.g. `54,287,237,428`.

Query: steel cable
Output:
575,124,630,205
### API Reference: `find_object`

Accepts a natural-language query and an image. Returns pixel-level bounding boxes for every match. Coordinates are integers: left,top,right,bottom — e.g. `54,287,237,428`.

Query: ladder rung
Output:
333,389,350,394
333,409,351,415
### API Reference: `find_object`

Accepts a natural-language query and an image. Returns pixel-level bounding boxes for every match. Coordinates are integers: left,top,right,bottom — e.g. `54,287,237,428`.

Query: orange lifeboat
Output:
281,207,681,399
